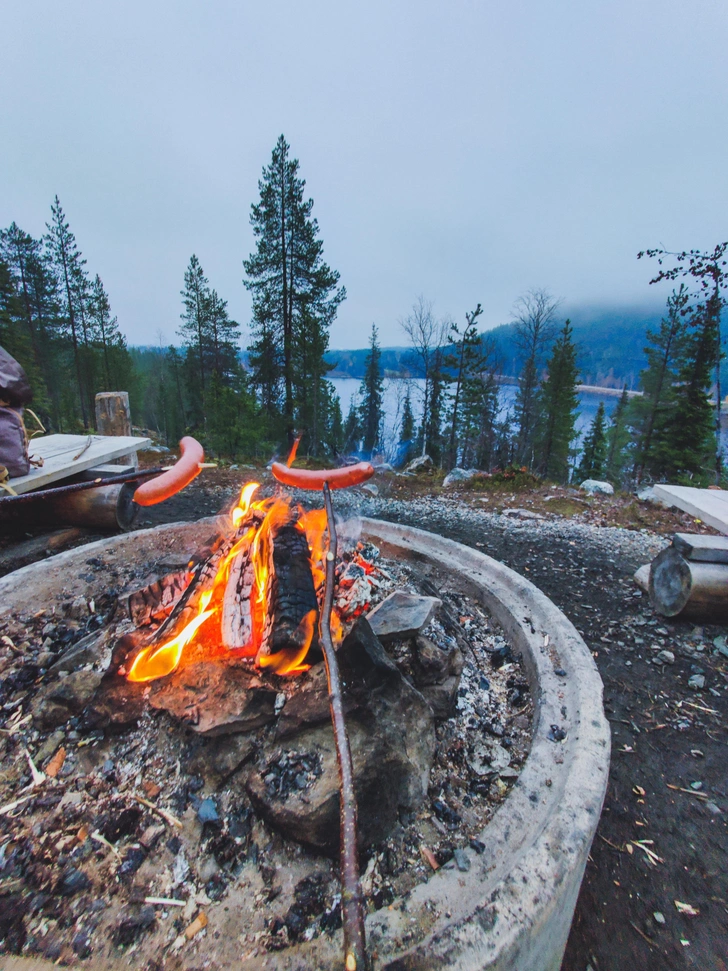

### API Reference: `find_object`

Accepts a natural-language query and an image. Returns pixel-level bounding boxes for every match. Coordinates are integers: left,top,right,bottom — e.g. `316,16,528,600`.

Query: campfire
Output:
0,472,535,969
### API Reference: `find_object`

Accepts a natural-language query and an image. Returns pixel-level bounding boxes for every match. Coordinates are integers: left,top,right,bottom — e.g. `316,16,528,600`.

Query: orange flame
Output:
125,480,333,683
127,592,215,682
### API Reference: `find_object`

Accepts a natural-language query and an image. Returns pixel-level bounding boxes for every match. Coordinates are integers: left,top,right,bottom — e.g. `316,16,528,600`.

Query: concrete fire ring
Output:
0,516,610,971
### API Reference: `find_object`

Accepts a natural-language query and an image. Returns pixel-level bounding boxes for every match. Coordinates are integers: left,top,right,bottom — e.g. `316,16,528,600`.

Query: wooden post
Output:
95,392,137,468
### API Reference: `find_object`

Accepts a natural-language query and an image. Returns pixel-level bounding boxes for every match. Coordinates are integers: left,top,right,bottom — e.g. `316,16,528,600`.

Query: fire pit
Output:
0,505,609,971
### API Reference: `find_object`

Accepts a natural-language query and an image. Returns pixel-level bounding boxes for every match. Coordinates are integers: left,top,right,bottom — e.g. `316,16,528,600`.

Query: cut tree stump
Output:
95,392,137,468
649,545,728,620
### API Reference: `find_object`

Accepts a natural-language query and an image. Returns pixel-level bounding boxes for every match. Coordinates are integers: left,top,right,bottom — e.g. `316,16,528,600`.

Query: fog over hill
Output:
325,304,665,389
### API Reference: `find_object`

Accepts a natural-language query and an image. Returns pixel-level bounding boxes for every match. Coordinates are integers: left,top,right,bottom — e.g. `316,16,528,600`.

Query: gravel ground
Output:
2,468,727,969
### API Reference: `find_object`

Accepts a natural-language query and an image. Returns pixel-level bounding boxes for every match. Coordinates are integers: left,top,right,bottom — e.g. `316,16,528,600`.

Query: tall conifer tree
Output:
534,319,579,482
359,324,384,456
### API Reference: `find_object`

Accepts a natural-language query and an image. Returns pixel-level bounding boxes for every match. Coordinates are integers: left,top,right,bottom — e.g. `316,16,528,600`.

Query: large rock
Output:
148,661,277,736
442,467,479,487
403,454,433,475
245,618,435,854
580,479,614,496
411,635,464,718
366,590,441,642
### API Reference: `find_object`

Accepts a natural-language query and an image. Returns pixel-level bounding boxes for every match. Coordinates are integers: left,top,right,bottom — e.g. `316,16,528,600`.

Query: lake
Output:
330,377,619,464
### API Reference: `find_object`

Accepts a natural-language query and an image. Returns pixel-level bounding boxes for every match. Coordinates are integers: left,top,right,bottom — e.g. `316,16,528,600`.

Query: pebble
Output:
655,650,675,665
653,911,665,925
197,798,220,825
453,848,471,872
688,674,706,690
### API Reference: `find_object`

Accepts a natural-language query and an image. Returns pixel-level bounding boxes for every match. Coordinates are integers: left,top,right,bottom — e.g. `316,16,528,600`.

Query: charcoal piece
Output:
245,618,435,855
99,805,142,842
258,520,319,661
59,868,91,895
221,544,255,651
31,670,103,731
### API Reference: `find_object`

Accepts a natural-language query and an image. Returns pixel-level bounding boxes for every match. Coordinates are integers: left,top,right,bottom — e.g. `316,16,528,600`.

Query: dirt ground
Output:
1,464,727,969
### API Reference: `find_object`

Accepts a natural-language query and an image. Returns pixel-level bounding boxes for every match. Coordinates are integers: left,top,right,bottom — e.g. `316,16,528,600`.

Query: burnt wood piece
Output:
128,571,193,627
259,520,319,659
221,543,255,650
649,545,728,620
672,532,728,563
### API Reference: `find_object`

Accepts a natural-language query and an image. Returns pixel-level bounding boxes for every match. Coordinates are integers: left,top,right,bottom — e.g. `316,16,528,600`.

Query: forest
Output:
1,136,726,488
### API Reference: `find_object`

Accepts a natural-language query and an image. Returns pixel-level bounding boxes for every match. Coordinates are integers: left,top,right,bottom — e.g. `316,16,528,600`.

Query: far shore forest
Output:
2,136,727,488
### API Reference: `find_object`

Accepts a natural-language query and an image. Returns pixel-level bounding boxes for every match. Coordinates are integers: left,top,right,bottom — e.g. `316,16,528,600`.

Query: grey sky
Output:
2,0,727,349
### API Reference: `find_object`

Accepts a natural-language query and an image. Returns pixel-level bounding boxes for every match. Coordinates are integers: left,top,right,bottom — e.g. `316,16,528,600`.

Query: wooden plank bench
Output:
8,434,151,495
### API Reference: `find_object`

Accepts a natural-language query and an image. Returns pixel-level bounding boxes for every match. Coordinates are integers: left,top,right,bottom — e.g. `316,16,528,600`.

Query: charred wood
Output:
258,520,319,661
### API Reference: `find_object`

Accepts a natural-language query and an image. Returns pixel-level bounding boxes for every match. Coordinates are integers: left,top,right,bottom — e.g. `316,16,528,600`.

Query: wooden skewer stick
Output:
320,482,368,971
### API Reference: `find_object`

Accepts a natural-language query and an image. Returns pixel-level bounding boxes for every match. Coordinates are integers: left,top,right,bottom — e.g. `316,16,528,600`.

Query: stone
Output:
411,636,463,718
360,482,379,496
84,677,147,731
502,508,545,520
579,479,614,496
31,670,103,731
184,731,257,787
148,660,277,736
688,674,706,690
49,628,112,674
366,590,441,642
245,618,435,854
442,468,479,487
114,905,156,945
403,454,433,475
655,650,675,665
60,868,91,895
34,729,66,766
468,740,511,776
197,798,220,825
453,848,471,872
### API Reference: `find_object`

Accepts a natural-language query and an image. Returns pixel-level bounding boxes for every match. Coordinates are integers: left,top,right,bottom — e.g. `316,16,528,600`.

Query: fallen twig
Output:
666,783,709,801
133,794,183,829
144,896,187,907
321,482,368,971
72,436,94,461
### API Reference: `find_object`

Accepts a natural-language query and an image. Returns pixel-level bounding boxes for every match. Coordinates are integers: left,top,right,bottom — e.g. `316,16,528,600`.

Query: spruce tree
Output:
606,386,631,484
244,135,345,443
398,385,416,465
629,287,689,481
343,397,361,453
444,304,484,469
576,402,608,482
179,254,210,422
358,324,384,456
44,196,90,427
511,288,560,466
534,319,579,482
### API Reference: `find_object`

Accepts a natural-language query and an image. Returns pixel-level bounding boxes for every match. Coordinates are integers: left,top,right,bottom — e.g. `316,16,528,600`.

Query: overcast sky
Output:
2,0,727,349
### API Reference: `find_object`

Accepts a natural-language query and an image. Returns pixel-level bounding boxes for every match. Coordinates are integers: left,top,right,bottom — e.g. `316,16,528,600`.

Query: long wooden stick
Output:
320,482,368,971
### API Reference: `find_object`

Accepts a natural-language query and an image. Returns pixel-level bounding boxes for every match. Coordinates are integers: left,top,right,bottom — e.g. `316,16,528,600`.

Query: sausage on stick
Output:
133,437,205,506
271,460,374,491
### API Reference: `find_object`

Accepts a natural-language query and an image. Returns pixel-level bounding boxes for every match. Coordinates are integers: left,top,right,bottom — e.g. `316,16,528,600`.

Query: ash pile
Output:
0,539,533,965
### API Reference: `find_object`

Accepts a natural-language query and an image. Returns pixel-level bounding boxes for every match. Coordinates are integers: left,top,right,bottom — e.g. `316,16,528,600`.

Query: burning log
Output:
257,519,319,672
221,543,255,651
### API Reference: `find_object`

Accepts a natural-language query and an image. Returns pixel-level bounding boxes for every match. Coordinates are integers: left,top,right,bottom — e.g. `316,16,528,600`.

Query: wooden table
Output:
8,434,152,495
653,484,728,535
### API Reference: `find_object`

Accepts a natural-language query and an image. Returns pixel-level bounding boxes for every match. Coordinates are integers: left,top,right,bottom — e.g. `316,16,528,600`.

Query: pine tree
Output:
244,135,345,443
400,296,449,458
88,274,132,391
576,401,608,482
534,319,579,482
606,386,631,484
44,196,90,427
358,325,384,456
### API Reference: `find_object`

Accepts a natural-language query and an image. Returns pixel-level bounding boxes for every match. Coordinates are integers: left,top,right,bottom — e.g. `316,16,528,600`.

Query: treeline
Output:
2,141,725,489
0,199,134,431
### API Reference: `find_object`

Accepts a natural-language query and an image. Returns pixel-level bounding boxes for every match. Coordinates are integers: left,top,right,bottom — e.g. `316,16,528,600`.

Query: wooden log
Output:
221,544,255,650
95,392,137,469
95,392,132,437
0,481,140,531
672,532,728,563
258,519,319,662
649,545,728,620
